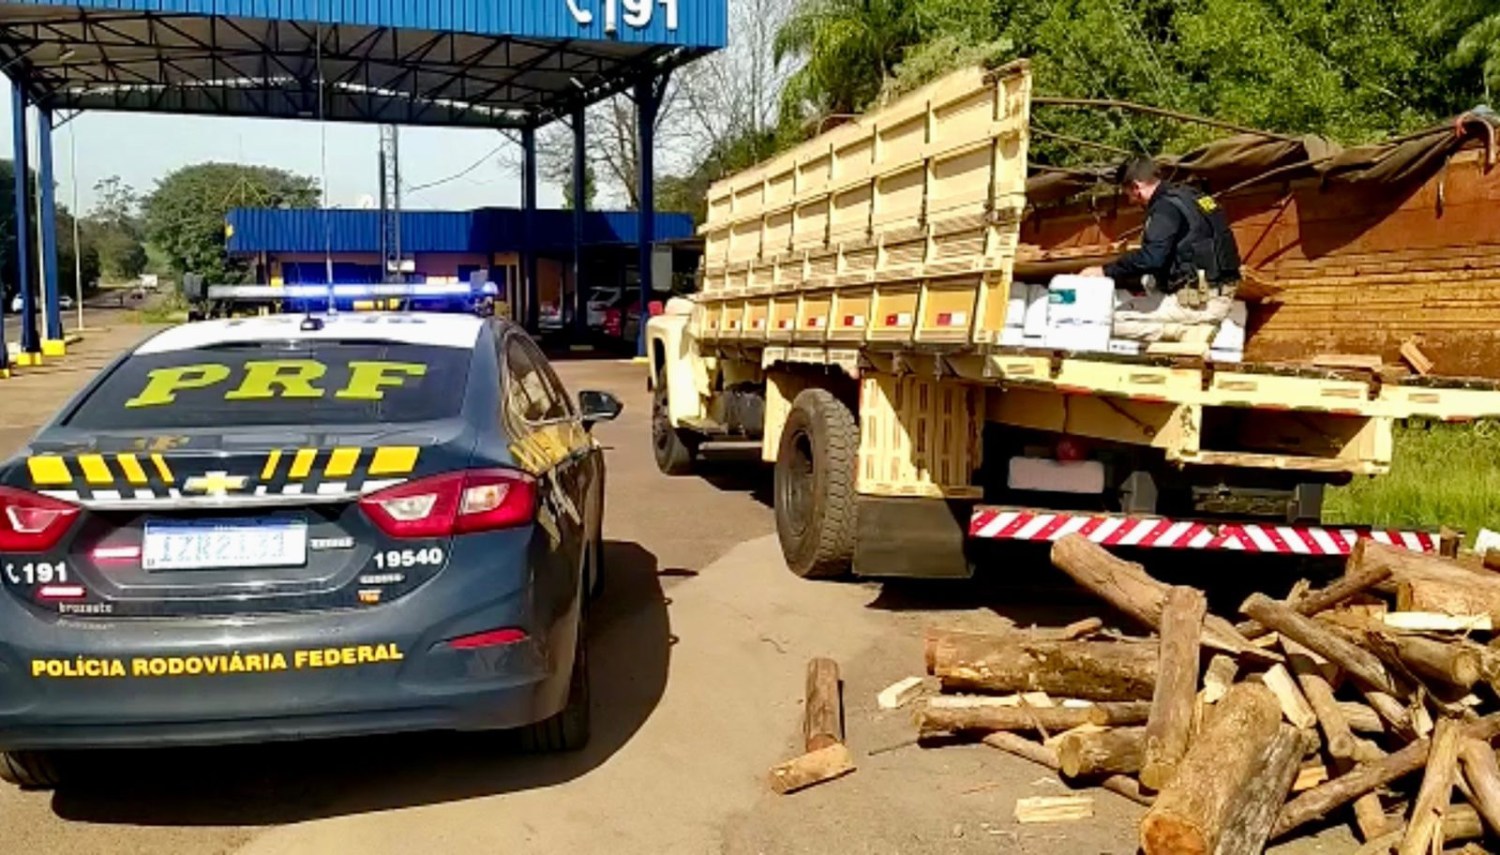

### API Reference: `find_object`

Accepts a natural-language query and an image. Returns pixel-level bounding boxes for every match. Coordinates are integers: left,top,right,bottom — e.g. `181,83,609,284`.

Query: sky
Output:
0,76,571,218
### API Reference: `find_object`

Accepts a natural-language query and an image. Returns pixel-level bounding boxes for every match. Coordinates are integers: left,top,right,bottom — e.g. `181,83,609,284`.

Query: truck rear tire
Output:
775,388,858,579
652,384,698,476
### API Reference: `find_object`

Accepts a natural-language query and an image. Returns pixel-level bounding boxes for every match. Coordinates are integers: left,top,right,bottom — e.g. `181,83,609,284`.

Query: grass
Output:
131,291,190,325
1325,420,1500,542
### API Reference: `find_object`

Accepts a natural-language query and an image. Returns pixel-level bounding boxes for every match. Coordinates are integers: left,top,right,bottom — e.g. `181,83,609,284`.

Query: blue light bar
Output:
207,282,477,301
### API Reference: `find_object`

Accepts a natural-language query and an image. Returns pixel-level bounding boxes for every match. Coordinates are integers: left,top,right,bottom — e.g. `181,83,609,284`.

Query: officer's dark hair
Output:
1116,157,1162,186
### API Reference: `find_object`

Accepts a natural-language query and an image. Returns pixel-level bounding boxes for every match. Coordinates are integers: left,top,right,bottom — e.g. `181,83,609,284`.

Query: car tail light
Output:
359,469,536,539
0,486,80,553
446,627,529,650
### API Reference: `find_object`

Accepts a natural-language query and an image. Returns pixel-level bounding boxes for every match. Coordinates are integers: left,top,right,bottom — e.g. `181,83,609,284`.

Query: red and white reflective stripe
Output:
968,507,1438,555
805,316,826,328
842,314,866,328
936,311,968,327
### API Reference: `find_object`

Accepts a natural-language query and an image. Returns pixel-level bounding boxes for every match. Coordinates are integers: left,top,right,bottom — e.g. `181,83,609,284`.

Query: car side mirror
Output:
579,390,623,427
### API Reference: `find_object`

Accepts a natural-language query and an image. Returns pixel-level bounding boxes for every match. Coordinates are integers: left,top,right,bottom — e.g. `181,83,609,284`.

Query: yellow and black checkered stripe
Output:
25,446,423,503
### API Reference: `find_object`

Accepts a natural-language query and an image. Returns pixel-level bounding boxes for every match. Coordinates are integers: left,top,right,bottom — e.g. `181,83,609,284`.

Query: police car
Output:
0,286,621,788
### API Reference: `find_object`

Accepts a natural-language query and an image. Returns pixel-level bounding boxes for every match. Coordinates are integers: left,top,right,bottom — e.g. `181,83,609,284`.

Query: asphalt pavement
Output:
0,336,1351,854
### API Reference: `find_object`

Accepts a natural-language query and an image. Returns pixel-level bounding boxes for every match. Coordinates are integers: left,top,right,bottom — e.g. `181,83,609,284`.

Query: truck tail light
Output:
359,469,537,539
0,486,80,553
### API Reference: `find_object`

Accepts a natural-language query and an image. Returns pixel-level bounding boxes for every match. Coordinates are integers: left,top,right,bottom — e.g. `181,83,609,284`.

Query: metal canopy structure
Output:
0,1,723,128
0,0,725,371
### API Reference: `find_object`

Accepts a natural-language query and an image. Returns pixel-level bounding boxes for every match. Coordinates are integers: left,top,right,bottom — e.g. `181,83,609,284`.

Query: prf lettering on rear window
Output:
125,361,428,408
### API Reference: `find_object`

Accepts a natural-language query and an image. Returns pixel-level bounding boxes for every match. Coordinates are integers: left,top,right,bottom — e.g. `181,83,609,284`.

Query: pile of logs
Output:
915,533,1500,854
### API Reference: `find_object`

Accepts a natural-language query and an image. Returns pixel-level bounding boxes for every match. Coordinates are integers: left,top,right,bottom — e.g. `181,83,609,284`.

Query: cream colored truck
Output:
646,61,1500,578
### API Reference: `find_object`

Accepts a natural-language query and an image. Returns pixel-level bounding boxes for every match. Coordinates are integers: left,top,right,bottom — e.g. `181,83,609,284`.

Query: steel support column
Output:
12,84,36,359
38,104,61,349
571,106,588,339
521,124,539,333
634,73,663,358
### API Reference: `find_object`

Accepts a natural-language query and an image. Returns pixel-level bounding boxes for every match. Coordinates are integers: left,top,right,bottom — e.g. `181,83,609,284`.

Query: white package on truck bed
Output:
1044,275,1113,351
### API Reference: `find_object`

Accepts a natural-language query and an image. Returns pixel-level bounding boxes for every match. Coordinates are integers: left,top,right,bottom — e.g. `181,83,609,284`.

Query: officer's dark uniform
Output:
1104,183,1242,306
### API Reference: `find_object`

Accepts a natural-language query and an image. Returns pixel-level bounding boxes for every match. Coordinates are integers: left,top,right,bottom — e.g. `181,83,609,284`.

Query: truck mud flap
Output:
852,496,975,579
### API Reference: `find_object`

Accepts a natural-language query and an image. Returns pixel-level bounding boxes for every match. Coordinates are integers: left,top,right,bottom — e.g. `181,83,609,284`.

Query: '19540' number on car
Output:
372,548,445,570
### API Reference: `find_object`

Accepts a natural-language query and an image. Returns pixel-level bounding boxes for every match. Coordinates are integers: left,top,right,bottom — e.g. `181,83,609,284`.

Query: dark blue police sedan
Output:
0,311,620,788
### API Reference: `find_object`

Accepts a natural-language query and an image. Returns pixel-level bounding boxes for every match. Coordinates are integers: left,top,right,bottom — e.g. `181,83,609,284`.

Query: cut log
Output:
1312,353,1385,371
1272,711,1500,839
1339,700,1385,735
926,633,1159,701
1050,535,1266,659
980,731,1154,806
1396,577,1500,623
1201,654,1238,705
1015,795,1094,823
1352,792,1389,841
1384,612,1493,632
1388,635,1483,691
1293,761,1329,793
1351,539,1495,586
1355,808,1484,855
1056,617,1106,640
876,676,925,711
1440,528,1462,558
1485,549,1500,573
1457,737,1500,835
1140,586,1206,791
804,657,843,752
1284,637,1359,760
769,743,856,794
1362,690,1416,739
1138,683,1283,855
1398,718,1462,855
1241,593,1400,696
918,700,1151,736
1400,339,1434,375
1237,561,1394,639
1259,663,1318,729
1057,726,1146,778
1214,726,1312,855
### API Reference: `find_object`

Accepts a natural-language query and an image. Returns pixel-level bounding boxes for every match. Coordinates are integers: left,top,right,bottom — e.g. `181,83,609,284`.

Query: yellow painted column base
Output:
41,339,66,357
0,368,10,379
13,352,43,367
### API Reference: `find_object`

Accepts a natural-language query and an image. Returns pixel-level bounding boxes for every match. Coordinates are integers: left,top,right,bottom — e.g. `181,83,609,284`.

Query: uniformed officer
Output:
1082,157,1243,344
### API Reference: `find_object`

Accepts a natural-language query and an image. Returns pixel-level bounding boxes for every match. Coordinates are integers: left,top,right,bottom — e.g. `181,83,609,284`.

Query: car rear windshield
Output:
65,341,472,430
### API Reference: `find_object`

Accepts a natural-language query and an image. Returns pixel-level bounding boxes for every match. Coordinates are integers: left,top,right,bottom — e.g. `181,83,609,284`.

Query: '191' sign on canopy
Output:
567,0,680,32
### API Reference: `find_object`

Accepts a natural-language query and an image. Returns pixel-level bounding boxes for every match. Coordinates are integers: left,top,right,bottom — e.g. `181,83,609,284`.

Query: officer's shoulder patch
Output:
1197,196,1218,213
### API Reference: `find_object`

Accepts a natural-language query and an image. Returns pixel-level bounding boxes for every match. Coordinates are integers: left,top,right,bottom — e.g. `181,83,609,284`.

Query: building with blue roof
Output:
226,206,700,328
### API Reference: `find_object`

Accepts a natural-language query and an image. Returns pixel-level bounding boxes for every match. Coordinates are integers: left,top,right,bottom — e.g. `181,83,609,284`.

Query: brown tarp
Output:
1025,112,1500,204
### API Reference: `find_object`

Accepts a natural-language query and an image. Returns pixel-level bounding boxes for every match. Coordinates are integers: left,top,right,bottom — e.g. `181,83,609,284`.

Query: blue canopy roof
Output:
226,207,697,254
0,0,726,127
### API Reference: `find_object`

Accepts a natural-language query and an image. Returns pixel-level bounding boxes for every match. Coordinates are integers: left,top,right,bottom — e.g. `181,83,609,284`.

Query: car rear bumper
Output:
0,547,582,751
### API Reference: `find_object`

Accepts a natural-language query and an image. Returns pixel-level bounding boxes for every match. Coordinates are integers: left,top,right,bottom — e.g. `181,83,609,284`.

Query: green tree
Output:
85,175,147,282
1436,0,1500,99
143,163,319,283
561,160,598,210
773,0,920,123
0,160,98,302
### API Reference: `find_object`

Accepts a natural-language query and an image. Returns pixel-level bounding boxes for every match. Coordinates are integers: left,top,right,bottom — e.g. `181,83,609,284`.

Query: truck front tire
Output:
775,388,858,579
652,384,698,476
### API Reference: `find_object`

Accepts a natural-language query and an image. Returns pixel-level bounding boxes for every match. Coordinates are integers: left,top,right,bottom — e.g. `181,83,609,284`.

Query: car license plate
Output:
142,519,308,571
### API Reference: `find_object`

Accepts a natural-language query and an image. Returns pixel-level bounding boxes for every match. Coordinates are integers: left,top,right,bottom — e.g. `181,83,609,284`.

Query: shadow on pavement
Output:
863,540,1337,630
48,539,671,826
696,453,773,508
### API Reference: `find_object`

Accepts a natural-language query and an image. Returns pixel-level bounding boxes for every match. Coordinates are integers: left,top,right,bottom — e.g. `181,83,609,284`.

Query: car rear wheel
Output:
652,383,698,476
774,388,858,579
519,573,592,752
0,751,63,790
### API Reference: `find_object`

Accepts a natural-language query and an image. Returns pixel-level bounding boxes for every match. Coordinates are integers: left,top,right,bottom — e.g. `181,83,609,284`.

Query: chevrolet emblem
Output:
182,471,249,497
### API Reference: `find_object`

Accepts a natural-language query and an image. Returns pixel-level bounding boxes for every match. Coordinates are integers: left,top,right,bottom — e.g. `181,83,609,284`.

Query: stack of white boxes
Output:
999,281,1050,348
1042,275,1115,353
999,276,1250,361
